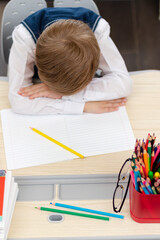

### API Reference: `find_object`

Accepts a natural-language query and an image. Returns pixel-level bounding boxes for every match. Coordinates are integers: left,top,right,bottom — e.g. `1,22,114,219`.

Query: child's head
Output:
36,19,100,95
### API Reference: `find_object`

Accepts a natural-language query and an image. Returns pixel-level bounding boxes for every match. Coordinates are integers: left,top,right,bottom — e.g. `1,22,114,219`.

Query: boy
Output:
8,7,132,115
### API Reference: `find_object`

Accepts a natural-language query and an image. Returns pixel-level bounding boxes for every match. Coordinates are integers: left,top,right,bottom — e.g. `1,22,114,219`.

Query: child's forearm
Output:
84,98,127,114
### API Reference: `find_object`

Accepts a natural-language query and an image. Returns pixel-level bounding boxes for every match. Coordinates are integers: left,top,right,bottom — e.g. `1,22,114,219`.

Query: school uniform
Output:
8,7,132,115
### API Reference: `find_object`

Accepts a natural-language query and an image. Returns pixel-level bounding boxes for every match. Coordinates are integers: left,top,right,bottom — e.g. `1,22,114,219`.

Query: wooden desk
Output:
0,71,160,239
8,199,160,239
1,71,160,177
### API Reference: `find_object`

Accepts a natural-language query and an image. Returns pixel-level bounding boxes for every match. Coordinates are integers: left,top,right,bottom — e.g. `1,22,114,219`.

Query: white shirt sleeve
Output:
8,24,85,115
62,18,133,102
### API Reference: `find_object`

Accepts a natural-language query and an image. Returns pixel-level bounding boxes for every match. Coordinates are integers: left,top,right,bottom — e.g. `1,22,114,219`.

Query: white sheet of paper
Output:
1,107,135,170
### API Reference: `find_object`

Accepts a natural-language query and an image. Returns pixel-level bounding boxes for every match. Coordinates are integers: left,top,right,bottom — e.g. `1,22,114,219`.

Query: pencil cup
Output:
129,179,160,223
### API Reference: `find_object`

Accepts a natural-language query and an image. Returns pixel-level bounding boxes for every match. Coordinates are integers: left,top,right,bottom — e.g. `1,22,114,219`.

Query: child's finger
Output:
19,83,44,93
107,98,127,103
20,87,45,96
28,90,49,99
105,102,125,108
100,107,119,113
29,93,42,99
107,107,119,112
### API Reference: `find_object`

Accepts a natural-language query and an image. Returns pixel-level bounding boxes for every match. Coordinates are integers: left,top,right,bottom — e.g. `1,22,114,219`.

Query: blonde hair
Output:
36,19,100,95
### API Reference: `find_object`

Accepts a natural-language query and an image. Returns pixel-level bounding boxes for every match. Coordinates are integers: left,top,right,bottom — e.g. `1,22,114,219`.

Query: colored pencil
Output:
157,167,160,173
145,133,150,150
154,146,157,154
147,141,152,171
30,127,84,159
130,170,135,187
50,202,124,219
153,161,160,172
152,157,160,172
152,186,157,194
156,186,160,194
134,139,138,154
154,145,160,162
145,182,153,194
132,134,160,195
143,149,149,176
35,207,109,221
134,168,140,192
140,183,150,195
132,152,136,164
150,151,154,171
142,139,145,152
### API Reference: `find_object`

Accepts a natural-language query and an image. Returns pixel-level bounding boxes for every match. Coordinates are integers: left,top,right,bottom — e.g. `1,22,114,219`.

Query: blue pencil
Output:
134,168,140,192
140,183,150,195
50,202,124,219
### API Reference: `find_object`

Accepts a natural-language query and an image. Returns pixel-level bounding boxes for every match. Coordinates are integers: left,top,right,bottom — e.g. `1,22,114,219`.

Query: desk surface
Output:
1,71,160,177
1,71,160,239
8,199,160,239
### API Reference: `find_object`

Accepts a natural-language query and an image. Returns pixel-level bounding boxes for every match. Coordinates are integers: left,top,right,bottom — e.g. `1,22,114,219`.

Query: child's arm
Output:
84,98,127,114
18,83,126,114
8,25,84,115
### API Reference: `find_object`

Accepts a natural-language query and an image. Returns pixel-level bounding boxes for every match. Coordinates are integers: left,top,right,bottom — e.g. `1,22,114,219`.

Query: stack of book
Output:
0,170,18,240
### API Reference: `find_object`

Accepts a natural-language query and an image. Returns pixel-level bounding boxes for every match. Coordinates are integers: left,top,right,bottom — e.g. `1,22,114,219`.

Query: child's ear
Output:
33,49,36,54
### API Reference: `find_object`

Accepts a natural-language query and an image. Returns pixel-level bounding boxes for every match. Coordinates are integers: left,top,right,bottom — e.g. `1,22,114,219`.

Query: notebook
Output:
0,171,5,222
0,171,18,240
1,107,135,170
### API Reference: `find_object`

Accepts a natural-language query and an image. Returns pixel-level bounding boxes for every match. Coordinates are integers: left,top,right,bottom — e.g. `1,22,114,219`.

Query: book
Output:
0,107,135,170
0,171,5,222
0,171,18,240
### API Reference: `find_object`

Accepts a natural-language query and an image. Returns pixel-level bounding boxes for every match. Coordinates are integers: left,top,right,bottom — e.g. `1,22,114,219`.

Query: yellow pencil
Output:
30,127,84,159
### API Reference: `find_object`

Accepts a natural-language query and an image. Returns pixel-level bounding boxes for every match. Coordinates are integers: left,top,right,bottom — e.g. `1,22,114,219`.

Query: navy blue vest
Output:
21,7,101,43
21,7,101,80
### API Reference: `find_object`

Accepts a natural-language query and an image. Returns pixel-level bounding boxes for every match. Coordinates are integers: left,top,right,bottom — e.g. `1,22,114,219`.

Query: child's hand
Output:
84,98,127,114
18,83,62,99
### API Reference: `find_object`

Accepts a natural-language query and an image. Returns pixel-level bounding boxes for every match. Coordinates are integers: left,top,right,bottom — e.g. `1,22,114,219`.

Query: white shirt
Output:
8,18,132,115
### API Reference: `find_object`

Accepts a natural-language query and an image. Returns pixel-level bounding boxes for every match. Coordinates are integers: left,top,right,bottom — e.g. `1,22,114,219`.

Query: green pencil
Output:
157,167,160,173
35,207,109,221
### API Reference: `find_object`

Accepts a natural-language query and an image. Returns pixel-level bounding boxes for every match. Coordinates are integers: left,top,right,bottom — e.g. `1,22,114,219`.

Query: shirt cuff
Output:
63,101,85,114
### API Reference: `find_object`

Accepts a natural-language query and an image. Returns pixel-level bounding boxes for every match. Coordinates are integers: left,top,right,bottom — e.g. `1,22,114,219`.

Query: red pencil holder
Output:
129,179,160,223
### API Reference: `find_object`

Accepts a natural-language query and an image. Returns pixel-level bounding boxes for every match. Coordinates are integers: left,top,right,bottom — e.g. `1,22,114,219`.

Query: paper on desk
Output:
1,107,135,170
